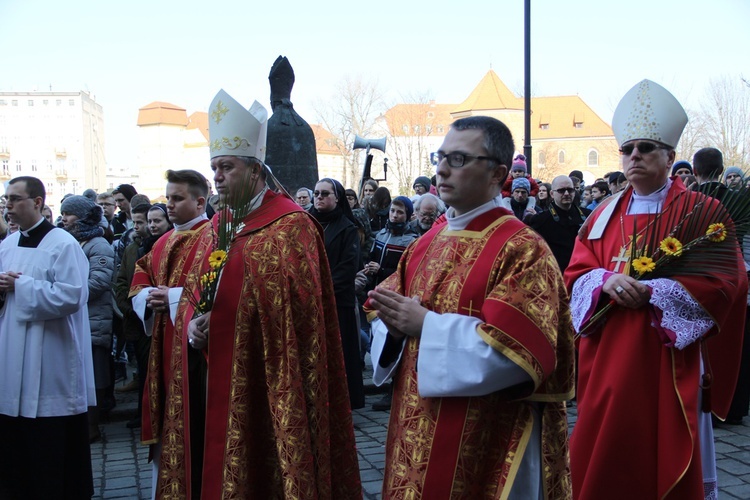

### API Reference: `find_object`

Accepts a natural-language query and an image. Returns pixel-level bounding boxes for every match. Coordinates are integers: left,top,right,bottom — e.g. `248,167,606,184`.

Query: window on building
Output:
72,180,78,193
31,160,37,172
0,100,6,106
558,150,566,164
69,99,75,106
427,111,435,118
539,152,546,165
588,149,599,166
15,160,21,172
28,100,34,106
574,122,583,129
46,160,53,170
402,125,409,133
540,124,549,130
43,99,49,105
46,182,53,193
56,100,62,106
1,160,8,174
437,125,444,133
11,100,18,106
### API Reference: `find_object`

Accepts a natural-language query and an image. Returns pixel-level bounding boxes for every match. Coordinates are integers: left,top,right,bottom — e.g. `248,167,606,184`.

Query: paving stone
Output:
726,450,750,464
724,483,750,498
716,442,742,454
106,476,137,489
362,479,383,496
102,487,139,499
718,468,744,487
717,458,749,475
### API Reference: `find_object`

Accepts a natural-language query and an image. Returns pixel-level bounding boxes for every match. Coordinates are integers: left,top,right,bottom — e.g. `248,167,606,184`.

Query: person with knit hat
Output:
501,155,539,198
566,79,747,499
412,175,432,196
724,166,745,189
365,195,418,412
671,160,693,177
60,195,115,443
500,176,539,220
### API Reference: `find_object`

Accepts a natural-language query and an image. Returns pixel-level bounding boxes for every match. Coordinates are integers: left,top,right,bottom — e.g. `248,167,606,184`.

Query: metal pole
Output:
524,0,532,176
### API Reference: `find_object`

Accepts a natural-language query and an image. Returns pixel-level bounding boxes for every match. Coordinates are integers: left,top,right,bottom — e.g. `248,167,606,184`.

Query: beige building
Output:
381,70,619,192
0,90,106,212
136,102,212,199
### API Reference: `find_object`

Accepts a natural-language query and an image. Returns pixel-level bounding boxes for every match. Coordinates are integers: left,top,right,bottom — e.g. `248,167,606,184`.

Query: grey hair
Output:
414,193,446,215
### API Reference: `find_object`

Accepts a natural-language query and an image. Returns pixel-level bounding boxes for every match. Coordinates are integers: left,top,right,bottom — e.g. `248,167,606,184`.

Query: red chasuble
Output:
198,191,361,499
367,208,575,499
564,181,747,500
129,219,214,499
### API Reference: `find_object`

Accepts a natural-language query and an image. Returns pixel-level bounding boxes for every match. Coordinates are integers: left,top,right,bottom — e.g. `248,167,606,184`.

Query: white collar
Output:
445,196,503,231
20,217,45,236
627,178,672,215
173,213,208,232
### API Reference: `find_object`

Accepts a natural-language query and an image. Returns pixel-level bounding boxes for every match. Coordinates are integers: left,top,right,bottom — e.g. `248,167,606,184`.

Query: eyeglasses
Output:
313,191,334,198
437,152,500,168
619,141,670,156
97,202,116,207
554,188,576,195
2,195,32,204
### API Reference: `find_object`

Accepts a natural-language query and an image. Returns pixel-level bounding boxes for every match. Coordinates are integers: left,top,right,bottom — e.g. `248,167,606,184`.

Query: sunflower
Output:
706,222,727,243
208,250,228,269
632,256,656,274
659,236,683,256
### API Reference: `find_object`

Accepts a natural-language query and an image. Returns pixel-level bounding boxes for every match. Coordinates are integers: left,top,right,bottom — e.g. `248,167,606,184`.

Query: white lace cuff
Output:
570,268,611,334
644,278,714,350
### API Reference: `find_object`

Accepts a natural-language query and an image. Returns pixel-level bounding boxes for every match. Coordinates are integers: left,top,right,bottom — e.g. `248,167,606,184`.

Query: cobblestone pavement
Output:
93,364,750,499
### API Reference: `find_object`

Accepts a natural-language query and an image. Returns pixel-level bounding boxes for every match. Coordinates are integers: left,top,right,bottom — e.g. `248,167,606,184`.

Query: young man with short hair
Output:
366,117,574,498
0,176,96,498
130,169,213,497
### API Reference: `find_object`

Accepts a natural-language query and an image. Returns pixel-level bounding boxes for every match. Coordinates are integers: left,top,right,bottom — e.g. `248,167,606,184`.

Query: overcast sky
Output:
2,0,748,169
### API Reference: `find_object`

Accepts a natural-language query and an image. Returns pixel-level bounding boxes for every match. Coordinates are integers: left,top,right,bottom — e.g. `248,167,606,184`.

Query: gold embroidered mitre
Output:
208,89,268,161
612,79,688,148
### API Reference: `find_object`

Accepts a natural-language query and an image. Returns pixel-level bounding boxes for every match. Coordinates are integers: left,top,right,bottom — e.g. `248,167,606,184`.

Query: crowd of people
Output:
0,79,748,499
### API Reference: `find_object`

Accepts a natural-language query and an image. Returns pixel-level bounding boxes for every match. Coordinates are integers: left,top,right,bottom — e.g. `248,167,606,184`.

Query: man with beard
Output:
528,175,590,271
408,193,445,236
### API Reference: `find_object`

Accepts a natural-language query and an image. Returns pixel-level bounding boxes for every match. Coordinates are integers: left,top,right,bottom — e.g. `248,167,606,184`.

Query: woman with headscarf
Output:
60,195,115,442
310,178,365,409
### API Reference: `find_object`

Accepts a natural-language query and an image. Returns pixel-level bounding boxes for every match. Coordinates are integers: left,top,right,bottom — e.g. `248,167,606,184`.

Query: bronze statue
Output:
265,56,319,192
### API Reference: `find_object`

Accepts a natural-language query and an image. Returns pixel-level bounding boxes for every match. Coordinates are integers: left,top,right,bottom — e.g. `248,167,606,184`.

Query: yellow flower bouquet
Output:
578,182,750,337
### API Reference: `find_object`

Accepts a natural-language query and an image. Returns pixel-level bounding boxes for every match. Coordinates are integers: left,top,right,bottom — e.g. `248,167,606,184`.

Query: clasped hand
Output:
367,287,428,339
0,271,21,292
603,274,651,309
145,285,170,313
188,312,210,350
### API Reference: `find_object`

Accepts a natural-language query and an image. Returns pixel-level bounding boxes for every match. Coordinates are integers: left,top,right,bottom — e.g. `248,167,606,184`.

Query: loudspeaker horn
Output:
353,135,386,154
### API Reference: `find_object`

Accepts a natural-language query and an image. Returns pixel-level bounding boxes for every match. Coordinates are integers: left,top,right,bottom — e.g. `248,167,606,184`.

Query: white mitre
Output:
611,79,688,148
208,89,268,161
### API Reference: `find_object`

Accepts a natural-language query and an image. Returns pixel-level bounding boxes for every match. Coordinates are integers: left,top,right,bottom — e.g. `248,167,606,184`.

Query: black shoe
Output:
372,392,392,411
126,417,141,429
